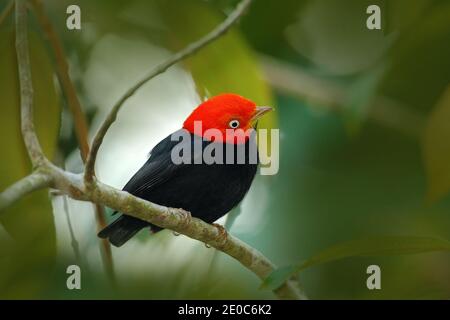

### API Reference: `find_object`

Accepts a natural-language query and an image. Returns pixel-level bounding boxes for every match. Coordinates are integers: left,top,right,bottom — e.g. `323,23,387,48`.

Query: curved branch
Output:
48,164,304,299
15,0,46,167
0,172,52,212
84,0,253,183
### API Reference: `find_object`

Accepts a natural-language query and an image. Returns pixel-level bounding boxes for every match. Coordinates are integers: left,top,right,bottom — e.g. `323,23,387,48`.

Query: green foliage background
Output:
0,29,60,298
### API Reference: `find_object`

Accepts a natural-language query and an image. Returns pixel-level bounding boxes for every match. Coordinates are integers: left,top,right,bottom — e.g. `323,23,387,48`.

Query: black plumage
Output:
98,130,258,247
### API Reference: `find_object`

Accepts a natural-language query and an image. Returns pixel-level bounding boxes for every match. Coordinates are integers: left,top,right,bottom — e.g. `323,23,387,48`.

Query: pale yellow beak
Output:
251,106,273,122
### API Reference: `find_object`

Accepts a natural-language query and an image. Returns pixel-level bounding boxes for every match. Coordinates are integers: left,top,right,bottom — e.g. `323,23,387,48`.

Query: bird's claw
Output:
204,223,227,249
212,223,228,246
177,209,192,227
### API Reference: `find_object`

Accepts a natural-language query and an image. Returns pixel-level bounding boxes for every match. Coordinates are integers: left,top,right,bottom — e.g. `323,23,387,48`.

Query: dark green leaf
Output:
261,236,450,291
423,86,450,203
0,30,60,298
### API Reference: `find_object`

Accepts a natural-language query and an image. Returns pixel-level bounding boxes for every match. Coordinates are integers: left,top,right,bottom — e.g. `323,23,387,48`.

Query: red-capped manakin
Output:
98,93,272,247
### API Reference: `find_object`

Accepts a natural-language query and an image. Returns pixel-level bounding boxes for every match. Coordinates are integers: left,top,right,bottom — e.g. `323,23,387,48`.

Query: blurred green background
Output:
0,0,450,299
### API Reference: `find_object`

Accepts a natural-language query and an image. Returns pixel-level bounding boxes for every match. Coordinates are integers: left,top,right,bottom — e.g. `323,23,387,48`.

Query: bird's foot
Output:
212,223,228,247
176,209,192,228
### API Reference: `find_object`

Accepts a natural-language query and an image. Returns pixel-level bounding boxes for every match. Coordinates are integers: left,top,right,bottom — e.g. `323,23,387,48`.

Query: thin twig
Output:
15,0,46,167
0,172,51,212
31,0,115,283
62,195,82,262
94,203,116,284
84,0,253,183
0,0,14,26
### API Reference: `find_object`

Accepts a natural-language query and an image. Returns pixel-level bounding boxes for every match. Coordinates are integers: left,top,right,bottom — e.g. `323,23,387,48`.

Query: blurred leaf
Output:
285,0,396,75
423,86,450,203
261,236,450,290
258,265,297,291
385,0,433,33
0,30,60,298
381,2,450,112
238,0,307,56
343,63,386,135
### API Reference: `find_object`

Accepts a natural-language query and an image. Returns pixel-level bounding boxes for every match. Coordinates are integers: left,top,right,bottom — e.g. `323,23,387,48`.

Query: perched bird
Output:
98,93,272,247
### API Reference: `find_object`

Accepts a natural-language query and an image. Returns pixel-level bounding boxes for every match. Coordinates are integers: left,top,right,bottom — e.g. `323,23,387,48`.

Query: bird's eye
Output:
228,119,240,129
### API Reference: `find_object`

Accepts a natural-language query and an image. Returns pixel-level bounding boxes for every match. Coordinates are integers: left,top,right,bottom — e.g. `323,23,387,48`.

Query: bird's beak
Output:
251,106,273,123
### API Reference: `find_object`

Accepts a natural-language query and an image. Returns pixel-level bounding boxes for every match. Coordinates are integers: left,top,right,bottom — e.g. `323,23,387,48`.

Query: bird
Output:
98,93,272,247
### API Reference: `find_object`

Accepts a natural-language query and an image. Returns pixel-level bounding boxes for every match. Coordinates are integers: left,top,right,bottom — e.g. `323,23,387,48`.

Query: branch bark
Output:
0,171,51,212
84,0,253,183
4,0,306,299
15,0,46,168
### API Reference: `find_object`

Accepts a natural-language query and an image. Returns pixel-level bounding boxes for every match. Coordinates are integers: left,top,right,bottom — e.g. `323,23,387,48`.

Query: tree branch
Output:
47,164,304,299
61,194,82,263
15,0,46,168
0,172,51,212
31,0,115,283
84,0,253,183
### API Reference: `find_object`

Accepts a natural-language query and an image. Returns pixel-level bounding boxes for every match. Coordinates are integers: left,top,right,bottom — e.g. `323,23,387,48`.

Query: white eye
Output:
228,119,240,129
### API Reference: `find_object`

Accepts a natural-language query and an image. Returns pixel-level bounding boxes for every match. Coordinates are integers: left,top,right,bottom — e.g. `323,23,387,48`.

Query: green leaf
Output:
381,2,450,111
423,86,450,203
284,0,396,75
0,30,60,298
261,236,450,291
259,265,297,291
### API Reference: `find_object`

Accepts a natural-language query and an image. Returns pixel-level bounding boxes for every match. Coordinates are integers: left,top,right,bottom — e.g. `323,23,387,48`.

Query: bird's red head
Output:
183,93,272,144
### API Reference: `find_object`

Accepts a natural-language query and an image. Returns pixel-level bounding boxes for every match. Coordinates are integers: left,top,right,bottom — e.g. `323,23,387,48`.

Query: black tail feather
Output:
98,215,148,247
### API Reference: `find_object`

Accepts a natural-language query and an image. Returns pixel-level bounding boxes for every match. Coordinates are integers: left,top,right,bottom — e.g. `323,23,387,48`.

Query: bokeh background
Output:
1,0,450,299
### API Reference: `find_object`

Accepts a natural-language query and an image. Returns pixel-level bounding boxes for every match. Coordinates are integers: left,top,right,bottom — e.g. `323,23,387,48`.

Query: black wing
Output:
122,129,199,196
